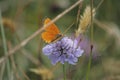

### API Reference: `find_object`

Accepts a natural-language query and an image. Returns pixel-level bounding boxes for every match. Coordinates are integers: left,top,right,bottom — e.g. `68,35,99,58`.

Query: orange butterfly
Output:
41,18,62,43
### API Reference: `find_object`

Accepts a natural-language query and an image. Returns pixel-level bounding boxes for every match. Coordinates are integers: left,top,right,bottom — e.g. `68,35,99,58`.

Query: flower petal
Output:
42,45,53,55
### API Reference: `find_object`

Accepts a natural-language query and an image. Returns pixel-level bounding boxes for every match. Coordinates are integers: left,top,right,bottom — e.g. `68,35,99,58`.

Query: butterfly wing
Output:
41,18,60,43
44,18,60,34
41,32,57,43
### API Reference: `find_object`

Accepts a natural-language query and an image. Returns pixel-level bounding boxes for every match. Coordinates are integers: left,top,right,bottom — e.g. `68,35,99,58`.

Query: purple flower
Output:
71,34,99,59
42,37,84,65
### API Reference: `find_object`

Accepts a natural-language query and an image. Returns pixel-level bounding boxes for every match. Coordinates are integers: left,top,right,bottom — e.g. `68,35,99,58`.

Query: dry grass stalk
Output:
76,6,95,36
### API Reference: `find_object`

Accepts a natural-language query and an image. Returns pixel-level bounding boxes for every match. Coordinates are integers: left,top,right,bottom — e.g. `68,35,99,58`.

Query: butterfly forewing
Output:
44,18,60,34
41,18,61,43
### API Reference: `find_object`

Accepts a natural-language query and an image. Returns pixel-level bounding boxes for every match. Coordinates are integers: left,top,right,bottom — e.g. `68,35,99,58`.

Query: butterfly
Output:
41,18,62,43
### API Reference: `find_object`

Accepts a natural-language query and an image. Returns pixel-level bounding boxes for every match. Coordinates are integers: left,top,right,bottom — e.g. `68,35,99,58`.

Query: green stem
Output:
0,10,10,79
86,51,92,80
86,0,94,80
63,64,66,80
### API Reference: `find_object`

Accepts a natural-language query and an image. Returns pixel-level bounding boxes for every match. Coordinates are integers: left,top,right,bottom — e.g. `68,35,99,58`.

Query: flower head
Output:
42,37,84,65
71,34,99,60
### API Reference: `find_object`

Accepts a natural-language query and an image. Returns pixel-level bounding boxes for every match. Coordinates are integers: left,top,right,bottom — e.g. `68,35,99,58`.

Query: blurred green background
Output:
0,0,120,80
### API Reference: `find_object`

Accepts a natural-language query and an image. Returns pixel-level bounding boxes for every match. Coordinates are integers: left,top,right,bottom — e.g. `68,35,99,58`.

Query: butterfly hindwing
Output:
41,32,56,43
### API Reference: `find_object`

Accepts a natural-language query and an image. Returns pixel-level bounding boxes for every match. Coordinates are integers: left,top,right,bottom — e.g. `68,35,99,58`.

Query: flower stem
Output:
86,0,94,80
63,64,66,80
0,10,10,79
86,50,92,80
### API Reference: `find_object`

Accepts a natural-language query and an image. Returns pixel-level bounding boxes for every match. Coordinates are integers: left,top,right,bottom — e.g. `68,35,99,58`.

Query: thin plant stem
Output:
63,64,66,80
86,0,94,80
0,62,5,80
7,42,21,80
90,0,94,42
86,51,92,80
95,0,104,11
76,3,82,28
18,66,31,80
0,11,11,80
